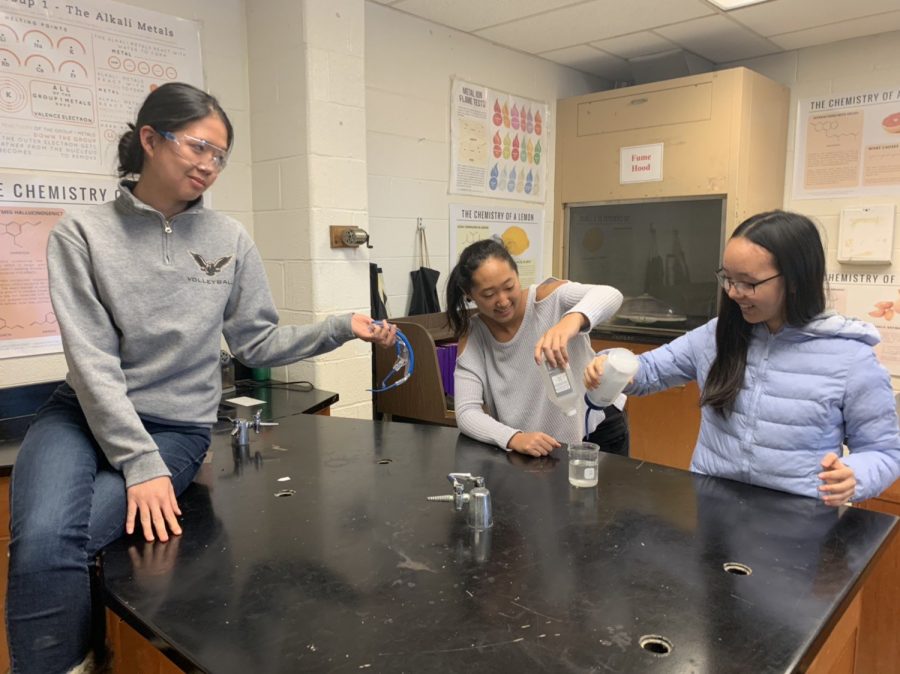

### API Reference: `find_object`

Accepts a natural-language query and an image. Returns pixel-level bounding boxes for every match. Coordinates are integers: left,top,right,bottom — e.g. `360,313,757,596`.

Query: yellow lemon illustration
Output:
582,227,604,252
501,226,530,255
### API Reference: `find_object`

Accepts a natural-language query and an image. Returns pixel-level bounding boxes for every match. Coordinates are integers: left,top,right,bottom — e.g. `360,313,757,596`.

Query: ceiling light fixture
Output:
706,0,768,9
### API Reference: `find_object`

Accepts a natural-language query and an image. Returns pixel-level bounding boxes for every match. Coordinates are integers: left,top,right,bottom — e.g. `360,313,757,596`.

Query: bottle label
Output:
549,369,573,395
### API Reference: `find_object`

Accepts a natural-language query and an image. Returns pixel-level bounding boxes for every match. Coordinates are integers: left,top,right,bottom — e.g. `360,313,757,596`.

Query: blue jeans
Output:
6,384,210,674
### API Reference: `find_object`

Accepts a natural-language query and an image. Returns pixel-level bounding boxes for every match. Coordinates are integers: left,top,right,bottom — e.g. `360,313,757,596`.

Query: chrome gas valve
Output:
231,409,278,447
427,472,493,530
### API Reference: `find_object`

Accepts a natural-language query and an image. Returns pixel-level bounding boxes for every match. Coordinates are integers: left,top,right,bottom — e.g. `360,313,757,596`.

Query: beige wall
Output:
726,29,900,386
245,0,376,418
727,29,900,255
4,7,899,397
365,2,606,316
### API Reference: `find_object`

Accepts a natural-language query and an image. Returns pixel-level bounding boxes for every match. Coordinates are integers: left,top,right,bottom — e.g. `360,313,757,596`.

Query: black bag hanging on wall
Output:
407,222,440,315
369,263,389,320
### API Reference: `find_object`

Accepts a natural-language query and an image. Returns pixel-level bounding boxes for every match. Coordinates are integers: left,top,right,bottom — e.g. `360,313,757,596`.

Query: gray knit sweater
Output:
48,182,354,488
454,281,623,449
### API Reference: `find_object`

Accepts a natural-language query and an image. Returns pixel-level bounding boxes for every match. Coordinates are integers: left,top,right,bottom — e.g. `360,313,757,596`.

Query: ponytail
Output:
446,264,470,339
117,123,143,176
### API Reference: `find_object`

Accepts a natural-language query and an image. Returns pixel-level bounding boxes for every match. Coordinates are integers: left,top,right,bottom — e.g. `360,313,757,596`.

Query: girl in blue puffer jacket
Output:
584,210,900,504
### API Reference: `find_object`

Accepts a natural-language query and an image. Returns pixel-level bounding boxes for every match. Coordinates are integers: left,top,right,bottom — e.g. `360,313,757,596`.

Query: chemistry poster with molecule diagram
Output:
450,79,548,203
793,86,900,199
0,0,202,173
0,171,116,358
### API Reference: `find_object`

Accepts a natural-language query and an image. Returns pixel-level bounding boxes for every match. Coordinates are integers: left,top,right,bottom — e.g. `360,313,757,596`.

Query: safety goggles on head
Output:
155,129,230,172
369,323,414,393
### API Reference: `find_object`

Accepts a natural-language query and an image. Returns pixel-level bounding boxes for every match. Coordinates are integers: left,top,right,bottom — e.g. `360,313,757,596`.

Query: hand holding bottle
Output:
533,312,587,367
583,348,639,408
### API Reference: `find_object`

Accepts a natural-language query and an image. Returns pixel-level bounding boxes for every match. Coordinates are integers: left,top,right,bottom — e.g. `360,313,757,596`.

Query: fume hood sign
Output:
620,143,663,184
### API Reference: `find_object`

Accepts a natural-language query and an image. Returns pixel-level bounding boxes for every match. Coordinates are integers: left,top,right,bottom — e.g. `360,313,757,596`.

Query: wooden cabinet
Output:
0,475,8,672
592,338,699,470
553,66,789,273
856,482,900,674
106,611,184,674
373,312,456,427
807,593,863,674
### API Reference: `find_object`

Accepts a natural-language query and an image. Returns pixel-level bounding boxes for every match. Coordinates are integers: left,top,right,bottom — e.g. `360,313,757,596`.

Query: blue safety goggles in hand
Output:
369,323,415,393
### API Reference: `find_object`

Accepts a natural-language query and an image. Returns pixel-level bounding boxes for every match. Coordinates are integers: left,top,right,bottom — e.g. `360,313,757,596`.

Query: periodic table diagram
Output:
0,0,201,174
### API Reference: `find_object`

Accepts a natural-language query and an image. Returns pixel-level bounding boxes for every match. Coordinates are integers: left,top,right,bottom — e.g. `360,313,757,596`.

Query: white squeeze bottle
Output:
542,360,579,417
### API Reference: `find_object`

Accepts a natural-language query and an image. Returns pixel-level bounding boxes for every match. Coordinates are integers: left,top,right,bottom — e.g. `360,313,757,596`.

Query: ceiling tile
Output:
473,0,714,55
589,31,678,59
769,10,900,50
377,0,900,74
389,0,584,33
540,45,632,80
728,0,900,36
656,15,779,62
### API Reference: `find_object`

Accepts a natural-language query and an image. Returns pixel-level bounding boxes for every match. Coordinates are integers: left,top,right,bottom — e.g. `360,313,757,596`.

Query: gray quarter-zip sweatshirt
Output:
48,182,354,487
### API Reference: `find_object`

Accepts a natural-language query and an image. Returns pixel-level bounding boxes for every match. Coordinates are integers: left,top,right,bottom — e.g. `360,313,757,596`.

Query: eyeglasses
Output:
715,269,781,295
155,129,229,172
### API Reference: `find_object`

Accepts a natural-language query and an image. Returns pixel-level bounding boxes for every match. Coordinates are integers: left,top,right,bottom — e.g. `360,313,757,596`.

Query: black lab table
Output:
101,413,897,673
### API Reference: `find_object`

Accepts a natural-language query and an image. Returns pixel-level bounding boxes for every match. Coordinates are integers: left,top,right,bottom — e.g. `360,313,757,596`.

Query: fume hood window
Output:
566,198,724,332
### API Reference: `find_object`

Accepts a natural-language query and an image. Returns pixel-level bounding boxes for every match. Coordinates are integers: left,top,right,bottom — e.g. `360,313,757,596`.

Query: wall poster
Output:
793,87,900,199
827,269,900,376
449,204,544,288
0,0,203,174
0,172,116,358
450,78,548,203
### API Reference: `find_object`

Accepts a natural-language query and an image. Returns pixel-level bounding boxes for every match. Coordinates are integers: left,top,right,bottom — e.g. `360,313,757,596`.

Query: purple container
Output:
435,343,458,398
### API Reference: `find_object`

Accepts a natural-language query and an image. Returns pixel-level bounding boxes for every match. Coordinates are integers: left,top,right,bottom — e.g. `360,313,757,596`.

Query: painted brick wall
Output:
364,3,606,318
726,29,900,386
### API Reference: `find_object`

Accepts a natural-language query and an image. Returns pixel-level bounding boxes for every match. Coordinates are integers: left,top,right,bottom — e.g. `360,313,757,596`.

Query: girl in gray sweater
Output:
6,83,394,674
447,239,625,457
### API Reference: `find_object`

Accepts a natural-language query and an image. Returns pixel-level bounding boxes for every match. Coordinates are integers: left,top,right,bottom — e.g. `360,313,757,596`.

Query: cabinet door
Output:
625,382,700,470
557,73,734,205
591,339,700,470
855,496,900,674
0,476,9,673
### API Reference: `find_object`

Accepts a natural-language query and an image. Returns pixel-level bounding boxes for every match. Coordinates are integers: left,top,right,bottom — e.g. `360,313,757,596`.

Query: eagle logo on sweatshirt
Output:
189,251,233,276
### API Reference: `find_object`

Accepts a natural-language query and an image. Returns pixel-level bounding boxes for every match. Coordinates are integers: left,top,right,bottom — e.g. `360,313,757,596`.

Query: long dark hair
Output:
702,210,826,416
446,239,518,339
117,82,234,177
